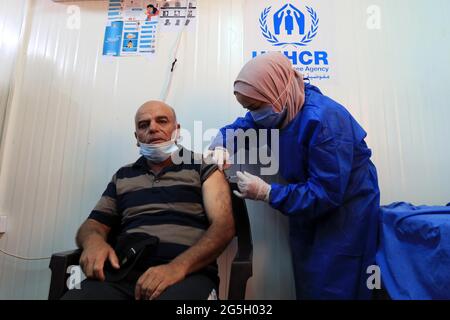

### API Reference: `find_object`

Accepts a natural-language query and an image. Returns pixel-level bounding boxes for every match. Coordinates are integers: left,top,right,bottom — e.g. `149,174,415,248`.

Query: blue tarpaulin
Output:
377,202,450,299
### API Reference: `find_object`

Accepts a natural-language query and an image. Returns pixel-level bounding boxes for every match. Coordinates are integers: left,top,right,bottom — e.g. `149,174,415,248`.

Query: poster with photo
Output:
103,0,160,57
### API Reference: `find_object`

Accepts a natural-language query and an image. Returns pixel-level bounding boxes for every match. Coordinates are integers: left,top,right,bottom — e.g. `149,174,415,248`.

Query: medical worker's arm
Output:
208,113,257,170
270,123,354,218
209,112,257,150
135,170,235,300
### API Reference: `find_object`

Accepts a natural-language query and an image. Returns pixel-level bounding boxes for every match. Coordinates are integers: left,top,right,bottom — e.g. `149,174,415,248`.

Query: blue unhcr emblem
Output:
260,4,319,47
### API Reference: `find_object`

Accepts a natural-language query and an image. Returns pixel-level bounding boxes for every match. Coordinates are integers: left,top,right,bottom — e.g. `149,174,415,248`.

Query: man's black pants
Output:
61,270,217,300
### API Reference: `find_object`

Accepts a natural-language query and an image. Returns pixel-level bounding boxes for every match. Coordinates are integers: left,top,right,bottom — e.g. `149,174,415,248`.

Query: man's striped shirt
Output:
88,148,218,264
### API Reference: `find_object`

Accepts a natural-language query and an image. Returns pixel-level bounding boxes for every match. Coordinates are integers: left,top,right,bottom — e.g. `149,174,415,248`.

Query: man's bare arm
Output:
171,170,235,273
76,219,110,249
76,219,119,281
135,170,235,299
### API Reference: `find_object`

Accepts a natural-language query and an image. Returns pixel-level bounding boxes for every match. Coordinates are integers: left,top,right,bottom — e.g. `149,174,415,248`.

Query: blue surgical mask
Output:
250,105,287,128
139,132,180,163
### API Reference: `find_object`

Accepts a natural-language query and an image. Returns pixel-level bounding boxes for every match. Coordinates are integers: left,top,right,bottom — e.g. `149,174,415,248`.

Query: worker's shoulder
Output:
304,87,350,121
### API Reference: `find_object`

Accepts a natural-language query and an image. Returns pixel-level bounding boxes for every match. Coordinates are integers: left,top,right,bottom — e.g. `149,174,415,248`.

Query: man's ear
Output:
134,132,140,147
176,124,181,139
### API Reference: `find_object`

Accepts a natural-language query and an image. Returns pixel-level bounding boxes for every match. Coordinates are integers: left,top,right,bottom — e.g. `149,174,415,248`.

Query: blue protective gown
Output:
213,83,380,299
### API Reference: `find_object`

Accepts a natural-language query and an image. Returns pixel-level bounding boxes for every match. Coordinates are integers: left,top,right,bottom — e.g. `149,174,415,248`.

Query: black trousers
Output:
61,270,217,300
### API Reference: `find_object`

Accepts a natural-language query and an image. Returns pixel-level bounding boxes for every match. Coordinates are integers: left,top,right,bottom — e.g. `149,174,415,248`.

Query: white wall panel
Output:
0,0,449,300
0,0,27,153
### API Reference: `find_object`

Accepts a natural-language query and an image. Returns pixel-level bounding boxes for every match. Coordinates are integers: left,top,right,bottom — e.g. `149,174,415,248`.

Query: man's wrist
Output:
168,260,189,278
82,233,106,249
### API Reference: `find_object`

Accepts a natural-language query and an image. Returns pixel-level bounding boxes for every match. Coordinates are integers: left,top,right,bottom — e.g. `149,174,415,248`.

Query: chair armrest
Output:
48,249,82,300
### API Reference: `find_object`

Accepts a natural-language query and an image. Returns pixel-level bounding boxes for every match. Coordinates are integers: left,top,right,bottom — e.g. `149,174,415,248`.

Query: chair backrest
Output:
229,183,253,262
227,183,253,300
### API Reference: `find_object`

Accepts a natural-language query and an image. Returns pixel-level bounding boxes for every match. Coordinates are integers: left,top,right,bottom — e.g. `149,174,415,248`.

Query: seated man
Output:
62,101,235,300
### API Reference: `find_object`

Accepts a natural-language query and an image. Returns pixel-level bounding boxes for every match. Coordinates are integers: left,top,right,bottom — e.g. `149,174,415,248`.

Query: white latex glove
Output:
233,171,271,202
206,147,231,171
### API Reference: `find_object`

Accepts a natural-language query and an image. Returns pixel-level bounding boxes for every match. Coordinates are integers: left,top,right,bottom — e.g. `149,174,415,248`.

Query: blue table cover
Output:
377,202,450,299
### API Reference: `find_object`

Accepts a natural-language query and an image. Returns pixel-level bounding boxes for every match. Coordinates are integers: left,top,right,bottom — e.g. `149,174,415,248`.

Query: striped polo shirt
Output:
88,148,218,264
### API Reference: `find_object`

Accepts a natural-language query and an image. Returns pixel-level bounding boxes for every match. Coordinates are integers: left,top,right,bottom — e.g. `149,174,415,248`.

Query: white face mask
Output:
139,130,180,163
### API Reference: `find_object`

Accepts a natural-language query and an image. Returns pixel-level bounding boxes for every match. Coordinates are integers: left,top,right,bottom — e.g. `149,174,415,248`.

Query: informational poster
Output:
103,0,160,57
159,0,197,32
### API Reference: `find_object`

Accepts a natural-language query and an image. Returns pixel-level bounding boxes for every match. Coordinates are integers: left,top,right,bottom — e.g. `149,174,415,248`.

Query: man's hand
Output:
135,263,186,300
79,237,120,281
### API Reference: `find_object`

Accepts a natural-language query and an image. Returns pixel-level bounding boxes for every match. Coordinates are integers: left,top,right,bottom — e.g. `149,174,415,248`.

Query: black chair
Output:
48,183,253,300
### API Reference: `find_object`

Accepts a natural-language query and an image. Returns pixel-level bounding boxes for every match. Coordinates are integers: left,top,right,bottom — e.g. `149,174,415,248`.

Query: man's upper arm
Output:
88,173,121,228
202,170,234,228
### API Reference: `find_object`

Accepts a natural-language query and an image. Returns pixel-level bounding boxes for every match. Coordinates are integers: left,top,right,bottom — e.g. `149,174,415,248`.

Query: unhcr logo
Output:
252,2,330,80
259,3,319,47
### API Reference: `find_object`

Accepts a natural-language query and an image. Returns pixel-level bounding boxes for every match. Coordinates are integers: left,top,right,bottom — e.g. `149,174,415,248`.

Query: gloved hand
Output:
233,171,271,202
206,147,231,171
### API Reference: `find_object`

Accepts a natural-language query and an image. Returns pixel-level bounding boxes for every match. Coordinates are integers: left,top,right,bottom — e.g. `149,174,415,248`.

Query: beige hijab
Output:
234,52,305,127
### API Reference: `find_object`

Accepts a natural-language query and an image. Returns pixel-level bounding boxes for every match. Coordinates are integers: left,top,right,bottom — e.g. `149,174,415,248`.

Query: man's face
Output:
134,102,179,145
